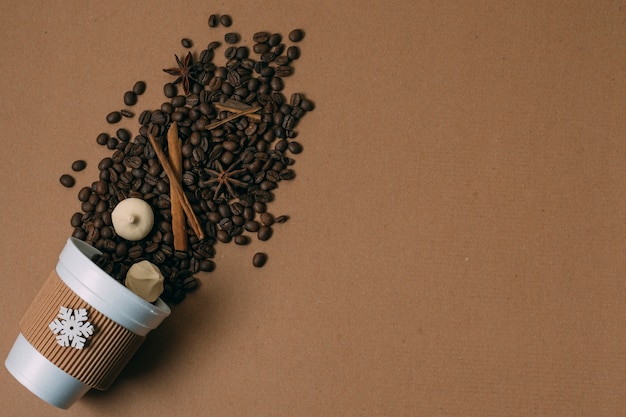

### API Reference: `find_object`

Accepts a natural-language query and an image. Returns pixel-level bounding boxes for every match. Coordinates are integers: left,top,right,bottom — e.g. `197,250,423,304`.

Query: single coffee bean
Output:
253,31,270,43
106,111,122,124
199,259,215,272
224,32,239,44
300,98,315,111
71,160,87,172
132,80,146,95
208,14,219,27
116,128,131,141
124,91,138,106
244,220,260,232
268,33,282,47
288,141,303,154
275,215,290,223
289,29,304,42
70,212,83,227
287,46,301,61
78,186,91,202
96,132,109,145
216,230,231,243
120,109,134,118
59,174,75,188
219,14,232,27
181,38,193,48
253,42,270,54
164,83,177,98
183,276,198,291
234,235,250,245
260,212,274,226
252,252,268,267
257,225,273,241
94,180,109,195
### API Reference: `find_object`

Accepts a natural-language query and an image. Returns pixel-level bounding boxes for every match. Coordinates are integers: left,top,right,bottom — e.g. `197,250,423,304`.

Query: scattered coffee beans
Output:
70,12,314,303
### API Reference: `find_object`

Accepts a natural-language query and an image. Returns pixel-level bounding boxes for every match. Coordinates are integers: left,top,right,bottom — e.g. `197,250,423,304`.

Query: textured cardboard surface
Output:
1,1,626,416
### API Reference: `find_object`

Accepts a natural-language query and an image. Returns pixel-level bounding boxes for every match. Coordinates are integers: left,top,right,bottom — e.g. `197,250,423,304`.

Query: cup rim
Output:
58,238,171,335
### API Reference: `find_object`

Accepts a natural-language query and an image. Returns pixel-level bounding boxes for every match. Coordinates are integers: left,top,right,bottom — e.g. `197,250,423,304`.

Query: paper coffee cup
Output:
5,237,171,409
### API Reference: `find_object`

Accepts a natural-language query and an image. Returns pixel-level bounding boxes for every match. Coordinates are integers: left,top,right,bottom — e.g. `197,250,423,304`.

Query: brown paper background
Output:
2,1,626,416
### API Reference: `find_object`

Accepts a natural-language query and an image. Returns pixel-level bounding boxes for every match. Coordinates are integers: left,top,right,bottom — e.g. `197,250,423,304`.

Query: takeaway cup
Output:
5,237,171,409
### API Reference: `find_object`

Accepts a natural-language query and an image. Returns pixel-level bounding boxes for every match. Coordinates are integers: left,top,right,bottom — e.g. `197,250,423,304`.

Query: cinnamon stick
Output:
205,106,261,130
214,101,261,122
167,122,187,251
147,133,205,240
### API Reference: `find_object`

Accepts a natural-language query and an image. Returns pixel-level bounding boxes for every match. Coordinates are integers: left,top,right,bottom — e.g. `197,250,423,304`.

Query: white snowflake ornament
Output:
49,306,95,350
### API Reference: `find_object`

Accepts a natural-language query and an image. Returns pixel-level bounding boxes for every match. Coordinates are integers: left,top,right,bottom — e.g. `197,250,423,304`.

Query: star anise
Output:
199,160,248,201
162,52,196,95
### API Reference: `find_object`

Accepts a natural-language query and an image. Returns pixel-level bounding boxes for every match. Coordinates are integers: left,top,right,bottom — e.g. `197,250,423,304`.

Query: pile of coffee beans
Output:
67,13,314,304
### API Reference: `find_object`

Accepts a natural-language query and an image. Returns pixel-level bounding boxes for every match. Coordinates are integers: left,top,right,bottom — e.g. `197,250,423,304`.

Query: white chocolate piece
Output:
111,198,154,241
125,260,164,303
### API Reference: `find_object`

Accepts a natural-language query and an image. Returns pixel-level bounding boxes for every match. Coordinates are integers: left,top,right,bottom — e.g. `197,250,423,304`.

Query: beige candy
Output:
125,260,164,303
111,197,154,241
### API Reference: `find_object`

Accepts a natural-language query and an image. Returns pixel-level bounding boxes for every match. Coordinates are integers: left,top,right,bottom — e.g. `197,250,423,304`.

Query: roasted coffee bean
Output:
133,81,146,95
270,77,284,91
219,14,232,27
224,32,239,44
106,111,122,124
279,169,295,180
260,212,275,226
216,230,231,243
183,276,198,291
244,220,260,232
234,235,249,245
199,259,215,272
181,38,193,48
275,65,293,77
253,42,270,54
60,174,75,188
275,215,289,223
252,252,267,267
78,186,91,202
287,46,300,61
285,140,303,154
116,128,131,142
128,245,143,258
268,33,282,46
94,180,109,195
96,132,109,145
257,225,273,241
70,212,83,227
300,98,315,111
253,201,267,213
124,91,138,106
71,160,87,172
208,14,219,27
253,31,270,43
289,29,304,42
121,109,134,118
164,83,177,98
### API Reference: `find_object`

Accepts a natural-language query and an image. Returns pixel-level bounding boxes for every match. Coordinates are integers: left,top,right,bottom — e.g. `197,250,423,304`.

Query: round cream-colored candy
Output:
111,197,154,241
125,260,164,303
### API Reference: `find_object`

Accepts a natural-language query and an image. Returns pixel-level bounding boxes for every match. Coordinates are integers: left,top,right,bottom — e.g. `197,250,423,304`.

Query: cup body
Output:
5,238,171,409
